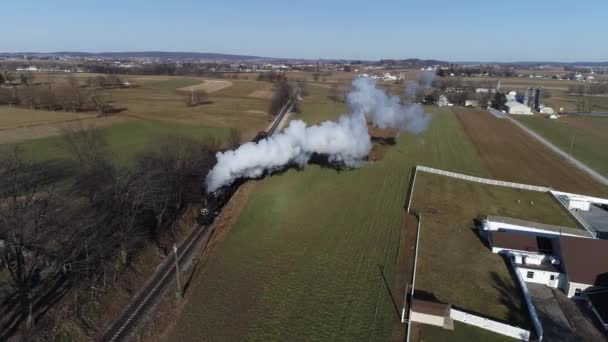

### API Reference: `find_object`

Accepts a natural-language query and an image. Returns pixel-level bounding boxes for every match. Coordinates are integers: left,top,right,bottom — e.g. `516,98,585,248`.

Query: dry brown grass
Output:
176,79,232,93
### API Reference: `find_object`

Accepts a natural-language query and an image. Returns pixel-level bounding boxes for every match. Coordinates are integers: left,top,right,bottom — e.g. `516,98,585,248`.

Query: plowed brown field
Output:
453,108,608,197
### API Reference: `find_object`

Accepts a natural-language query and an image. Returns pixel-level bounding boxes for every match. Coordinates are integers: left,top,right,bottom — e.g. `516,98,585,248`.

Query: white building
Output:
506,101,533,115
482,216,608,298
382,73,397,81
436,95,452,107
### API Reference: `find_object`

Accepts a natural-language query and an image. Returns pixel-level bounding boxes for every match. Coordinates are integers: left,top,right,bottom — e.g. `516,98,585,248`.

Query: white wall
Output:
485,219,589,238
566,281,593,298
517,266,561,288
450,309,530,341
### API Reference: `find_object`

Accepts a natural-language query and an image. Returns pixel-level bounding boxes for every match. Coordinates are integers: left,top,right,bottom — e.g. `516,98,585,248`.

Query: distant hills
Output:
1,51,607,66
0,51,273,61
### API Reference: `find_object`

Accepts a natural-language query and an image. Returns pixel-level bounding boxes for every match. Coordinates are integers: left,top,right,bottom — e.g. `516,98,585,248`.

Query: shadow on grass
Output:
377,264,401,320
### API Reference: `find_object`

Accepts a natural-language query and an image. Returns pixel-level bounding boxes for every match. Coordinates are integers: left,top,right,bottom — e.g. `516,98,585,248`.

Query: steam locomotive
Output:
197,97,294,226
197,130,270,225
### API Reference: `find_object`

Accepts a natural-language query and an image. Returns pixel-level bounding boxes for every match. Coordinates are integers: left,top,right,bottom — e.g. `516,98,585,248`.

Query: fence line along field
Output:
162,88,495,341
513,115,608,178
452,107,608,197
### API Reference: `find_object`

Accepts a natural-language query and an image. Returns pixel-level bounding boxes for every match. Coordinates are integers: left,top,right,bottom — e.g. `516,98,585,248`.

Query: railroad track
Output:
100,100,292,342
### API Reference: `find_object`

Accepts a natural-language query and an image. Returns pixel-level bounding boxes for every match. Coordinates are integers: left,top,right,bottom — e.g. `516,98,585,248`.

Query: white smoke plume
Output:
205,76,432,193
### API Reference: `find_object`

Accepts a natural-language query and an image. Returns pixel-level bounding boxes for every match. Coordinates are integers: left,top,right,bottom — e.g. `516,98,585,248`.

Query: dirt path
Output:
176,79,232,93
0,115,132,144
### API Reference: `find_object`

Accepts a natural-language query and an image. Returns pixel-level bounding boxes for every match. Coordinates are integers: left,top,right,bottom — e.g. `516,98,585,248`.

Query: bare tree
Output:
0,149,61,328
58,125,114,202
268,79,293,117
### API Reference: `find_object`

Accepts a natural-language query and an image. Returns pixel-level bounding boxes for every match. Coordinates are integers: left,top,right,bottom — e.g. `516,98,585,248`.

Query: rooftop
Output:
560,236,608,286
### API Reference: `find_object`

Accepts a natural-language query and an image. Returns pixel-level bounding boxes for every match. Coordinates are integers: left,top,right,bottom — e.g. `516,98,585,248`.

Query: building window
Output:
575,288,582,296
550,275,556,281
526,271,534,279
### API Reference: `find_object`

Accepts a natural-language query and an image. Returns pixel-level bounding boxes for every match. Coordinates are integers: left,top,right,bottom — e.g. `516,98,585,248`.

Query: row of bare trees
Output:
568,82,608,96
0,127,225,340
0,77,114,114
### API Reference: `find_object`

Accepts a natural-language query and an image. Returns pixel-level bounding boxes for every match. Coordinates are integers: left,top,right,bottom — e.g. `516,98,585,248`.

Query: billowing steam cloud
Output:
205,76,432,193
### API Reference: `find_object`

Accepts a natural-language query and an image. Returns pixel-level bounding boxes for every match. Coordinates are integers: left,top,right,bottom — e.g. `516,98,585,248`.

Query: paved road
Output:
506,115,608,187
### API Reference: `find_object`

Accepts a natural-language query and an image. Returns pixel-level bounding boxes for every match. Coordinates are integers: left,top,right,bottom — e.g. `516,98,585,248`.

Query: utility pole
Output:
173,244,182,300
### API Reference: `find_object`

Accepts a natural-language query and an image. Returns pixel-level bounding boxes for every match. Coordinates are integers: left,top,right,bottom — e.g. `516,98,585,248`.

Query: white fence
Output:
450,308,531,341
416,166,550,192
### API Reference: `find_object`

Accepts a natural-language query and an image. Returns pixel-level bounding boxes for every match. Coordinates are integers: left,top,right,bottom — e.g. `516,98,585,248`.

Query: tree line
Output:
0,75,129,114
0,127,240,340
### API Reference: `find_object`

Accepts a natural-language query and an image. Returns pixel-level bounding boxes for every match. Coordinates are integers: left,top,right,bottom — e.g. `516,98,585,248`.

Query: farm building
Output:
410,299,452,328
506,101,533,115
465,100,479,107
483,217,608,298
436,95,452,107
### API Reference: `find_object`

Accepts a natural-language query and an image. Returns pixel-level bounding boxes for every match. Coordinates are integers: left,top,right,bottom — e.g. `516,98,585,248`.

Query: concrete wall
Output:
410,311,446,327
450,309,531,341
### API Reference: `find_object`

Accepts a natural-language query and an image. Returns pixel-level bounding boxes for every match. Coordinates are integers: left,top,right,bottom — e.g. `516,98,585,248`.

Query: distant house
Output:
382,73,397,81
16,66,38,72
436,95,452,107
465,100,479,107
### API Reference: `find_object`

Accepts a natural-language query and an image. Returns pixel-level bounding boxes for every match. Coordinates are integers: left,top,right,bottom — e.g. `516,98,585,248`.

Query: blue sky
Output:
3,0,607,62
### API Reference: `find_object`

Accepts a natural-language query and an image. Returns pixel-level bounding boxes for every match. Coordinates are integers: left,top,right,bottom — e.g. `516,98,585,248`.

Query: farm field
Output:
0,106,87,129
0,75,272,141
163,94,490,341
1,120,230,165
0,75,275,162
452,107,608,197
410,172,578,339
545,94,608,112
513,115,608,178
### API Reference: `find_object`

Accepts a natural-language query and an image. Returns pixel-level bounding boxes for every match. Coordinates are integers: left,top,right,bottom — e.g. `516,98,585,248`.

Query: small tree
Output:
491,92,507,110
268,79,292,117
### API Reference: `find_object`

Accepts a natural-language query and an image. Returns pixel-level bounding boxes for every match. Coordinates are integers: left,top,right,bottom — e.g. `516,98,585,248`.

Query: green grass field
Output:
166,93,507,341
513,115,608,177
0,106,85,129
1,120,230,165
0,75,275,166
